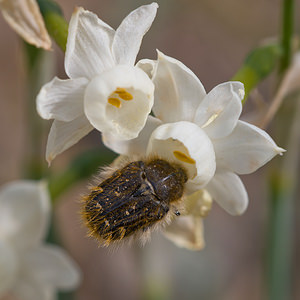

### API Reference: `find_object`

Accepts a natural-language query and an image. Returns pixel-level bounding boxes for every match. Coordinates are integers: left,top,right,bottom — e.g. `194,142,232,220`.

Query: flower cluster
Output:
37,3,284,250
0,180,80,300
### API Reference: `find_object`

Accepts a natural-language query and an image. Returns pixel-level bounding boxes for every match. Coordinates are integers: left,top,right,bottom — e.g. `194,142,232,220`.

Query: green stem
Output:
23,43,50,179
266,95,300,300
267,174,293,300
279,0,294,73
266,1,295,299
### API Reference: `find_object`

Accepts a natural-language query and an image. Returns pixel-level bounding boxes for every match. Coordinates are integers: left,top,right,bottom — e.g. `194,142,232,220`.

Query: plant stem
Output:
279,0,294,73
23,43,52,179
265,0,295,299
266,94,300,300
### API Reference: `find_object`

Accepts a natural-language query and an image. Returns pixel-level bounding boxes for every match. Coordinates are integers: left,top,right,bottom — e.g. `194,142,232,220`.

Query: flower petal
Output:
163,215,205,251
147,121,216,187
37,77,88,122
0,241,18,297
194,82,244,138
152,51,206,123
136,58,157,78
84,65,154,140
184,189,213,218
65,7,115,79
46,115,93,164
213,120,285,174
0,181,50,250
112,3,158,65
23,245,81,290
13,277,55,300
0,0,51,50
206,171,248,215
102,115,162,155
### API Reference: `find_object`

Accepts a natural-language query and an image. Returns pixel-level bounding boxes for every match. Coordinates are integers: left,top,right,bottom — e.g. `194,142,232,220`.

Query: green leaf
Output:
232,44,282,103
37,0,68,51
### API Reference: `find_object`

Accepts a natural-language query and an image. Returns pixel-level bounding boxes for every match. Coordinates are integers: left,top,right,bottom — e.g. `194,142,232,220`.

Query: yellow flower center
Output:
107,97,121,108
115,88,133,100
173,150,195,164
107,87,133,108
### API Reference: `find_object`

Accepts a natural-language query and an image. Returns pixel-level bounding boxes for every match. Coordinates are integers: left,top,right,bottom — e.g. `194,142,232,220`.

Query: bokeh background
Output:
0,0,299,299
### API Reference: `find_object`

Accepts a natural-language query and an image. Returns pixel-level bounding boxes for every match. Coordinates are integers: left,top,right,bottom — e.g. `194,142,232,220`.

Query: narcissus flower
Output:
0,181,80,300
37,3,158,163
104,51,285,216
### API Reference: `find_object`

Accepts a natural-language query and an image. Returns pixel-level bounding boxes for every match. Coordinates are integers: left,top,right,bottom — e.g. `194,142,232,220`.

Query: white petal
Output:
206,171,248,215
184,189,213,217
13,277,55,300
213,120,285,174
152,51,206,122
46,115,93,164
23,245,81,290
37,77,88,122
84,65,154,140
0,241,18,297
163,215,205,251
102,115,162,155
147,121,216,187
65,7,115,79
0,181,50,250
136,58,157,78
194,82,244,138
112,3,158,65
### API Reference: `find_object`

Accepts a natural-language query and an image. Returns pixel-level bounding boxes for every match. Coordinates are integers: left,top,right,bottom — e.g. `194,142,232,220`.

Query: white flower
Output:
0,0,51,50
37,3,158,164
104,51,285,216
0,180,81,300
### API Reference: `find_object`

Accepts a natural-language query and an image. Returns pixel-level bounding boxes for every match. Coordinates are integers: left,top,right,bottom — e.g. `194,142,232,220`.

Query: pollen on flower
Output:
115,88,133,100
107,88,135,108
108,97,122,108
173,150,195,164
